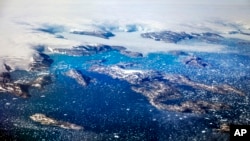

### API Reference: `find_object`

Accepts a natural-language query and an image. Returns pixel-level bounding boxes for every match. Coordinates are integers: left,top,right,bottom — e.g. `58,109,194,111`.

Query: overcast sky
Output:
1,0,250,21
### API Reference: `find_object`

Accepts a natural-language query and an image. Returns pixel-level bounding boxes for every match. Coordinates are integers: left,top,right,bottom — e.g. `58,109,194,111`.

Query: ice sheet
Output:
0,0,249,71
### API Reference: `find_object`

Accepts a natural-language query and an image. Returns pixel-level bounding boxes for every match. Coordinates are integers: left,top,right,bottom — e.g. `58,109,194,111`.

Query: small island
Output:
30,113,83,130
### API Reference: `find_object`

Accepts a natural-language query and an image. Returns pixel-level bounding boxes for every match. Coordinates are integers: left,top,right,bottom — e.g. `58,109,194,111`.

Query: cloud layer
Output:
0,0,250,71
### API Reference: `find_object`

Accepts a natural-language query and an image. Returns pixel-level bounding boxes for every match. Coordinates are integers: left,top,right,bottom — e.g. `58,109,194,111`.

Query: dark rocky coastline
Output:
141,31,223,44
49,44,143,58
90,64,244,114
29,53,54,71
65,69,91,87
30,113,83,130
49,44,125,56
152,100,229,114
0,63,52,98
141,31,193,43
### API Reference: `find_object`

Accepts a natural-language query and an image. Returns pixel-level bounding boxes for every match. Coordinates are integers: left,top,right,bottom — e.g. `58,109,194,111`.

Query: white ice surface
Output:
0,0,250,72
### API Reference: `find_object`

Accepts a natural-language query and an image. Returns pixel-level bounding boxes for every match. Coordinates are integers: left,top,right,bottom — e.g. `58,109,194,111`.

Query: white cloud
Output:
0,0,250,71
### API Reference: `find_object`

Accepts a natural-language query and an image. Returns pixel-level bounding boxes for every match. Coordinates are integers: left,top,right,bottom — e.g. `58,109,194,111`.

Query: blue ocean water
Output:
0,48,250,141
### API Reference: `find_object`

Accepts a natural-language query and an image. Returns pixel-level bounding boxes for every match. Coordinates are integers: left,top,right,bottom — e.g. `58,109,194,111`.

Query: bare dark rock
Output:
183,56,209,68
70,30,115,39
164,74,245,96
91,65,163,85
4,63,12,72
0,56,53,98
49,43,144,58
0,63,12,83
29,53,54,71
0,68,52,98
30,113,83,130
50,44,126,56
120,50,143,57
0,72,11,83
0,67,31,98
0,83,30,98
191,32,224,43
31,75,52,89
141,31,193,43
141,31,224,44
65,69,90,87
216,123,230,133
157,101,229,114
0,75,52,97
131,81,181,102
